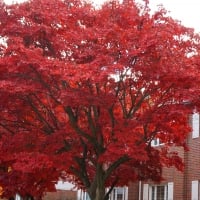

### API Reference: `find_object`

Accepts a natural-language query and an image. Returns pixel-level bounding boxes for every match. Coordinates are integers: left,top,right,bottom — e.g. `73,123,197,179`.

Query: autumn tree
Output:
0,0,200,199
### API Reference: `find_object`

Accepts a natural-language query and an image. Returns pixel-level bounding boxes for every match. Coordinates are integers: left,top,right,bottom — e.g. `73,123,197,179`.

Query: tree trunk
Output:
88,165,107,200
24,194,34,200
94,185,105,200
88,184,106,200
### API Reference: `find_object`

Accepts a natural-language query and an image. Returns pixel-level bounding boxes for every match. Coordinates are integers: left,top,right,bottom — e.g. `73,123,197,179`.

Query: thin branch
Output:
70,140,91,188
0,123,15,134
127,91,149,118
108,107,115,136
32,93,60,129
65,106,97,145
104,155,130,181
29,64,60,104
26,95,54,134
104,177,119,200
85,106,97,137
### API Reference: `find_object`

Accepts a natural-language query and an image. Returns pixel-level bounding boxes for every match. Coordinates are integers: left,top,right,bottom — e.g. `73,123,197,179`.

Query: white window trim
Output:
143,182,173,200
151,138,164,147
110,187,128,200
15,194,21,200
78,186,128,200
192,113,200,138
168,182,173,200
143,184,149,200
192,180,199,200
149,185,167,200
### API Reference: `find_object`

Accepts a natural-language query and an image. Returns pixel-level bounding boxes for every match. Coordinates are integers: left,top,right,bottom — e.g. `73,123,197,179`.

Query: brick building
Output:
128,148,184,200
13,113,199,200
128,113,200,200
46,113,200,200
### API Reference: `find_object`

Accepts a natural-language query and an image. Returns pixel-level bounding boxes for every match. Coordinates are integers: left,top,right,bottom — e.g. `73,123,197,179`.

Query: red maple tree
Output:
0,0,200,199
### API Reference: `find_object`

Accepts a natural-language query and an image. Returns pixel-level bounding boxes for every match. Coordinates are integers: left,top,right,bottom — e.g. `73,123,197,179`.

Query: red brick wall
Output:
43,190,77,200
128,146,185,200
42,134,200,200
162,146,185,200
183,132,200,200
128,182,139,200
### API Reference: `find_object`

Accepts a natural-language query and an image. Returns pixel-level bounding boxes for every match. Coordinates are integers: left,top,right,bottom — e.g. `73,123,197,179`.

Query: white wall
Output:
55,181,75,191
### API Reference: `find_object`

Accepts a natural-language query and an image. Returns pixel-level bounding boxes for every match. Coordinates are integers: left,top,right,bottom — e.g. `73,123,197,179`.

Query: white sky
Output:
3,0,200,32
149,0,200,32
95,0,200,33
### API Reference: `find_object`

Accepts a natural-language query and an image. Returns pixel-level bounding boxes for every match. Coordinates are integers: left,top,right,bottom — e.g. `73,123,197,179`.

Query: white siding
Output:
192,180,199,200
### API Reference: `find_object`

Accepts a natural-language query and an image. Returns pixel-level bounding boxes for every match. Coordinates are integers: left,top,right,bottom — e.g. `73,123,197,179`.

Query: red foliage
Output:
0,0,200,199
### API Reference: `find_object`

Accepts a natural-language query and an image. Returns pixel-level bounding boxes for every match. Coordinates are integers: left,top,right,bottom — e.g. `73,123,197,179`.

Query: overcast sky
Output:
94,0,200,33
149,0,200,32
95,0,200,32
4,0,200,32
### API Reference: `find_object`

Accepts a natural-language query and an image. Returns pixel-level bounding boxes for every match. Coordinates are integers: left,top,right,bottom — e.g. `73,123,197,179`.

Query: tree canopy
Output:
0,0,200,199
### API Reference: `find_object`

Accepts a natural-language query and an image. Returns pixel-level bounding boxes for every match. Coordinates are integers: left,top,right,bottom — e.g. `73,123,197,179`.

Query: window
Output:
150,185,167,200
192,113,200,138
151,138,163,147
78,187,128,200
143,182,173,200
110,187,128,200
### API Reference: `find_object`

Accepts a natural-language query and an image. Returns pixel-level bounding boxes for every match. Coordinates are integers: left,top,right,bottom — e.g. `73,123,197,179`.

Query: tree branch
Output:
26,95,54,134
104,155,130,181
70,139,91,188
65,106,98,146
104,177,119,200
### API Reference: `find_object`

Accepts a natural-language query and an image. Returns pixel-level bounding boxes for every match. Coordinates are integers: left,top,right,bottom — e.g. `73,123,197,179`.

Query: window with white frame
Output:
151,138,163,147
150,185,167,200
192,113,200,138
143,182,173,200
110,187,128,200
78,187,128,200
